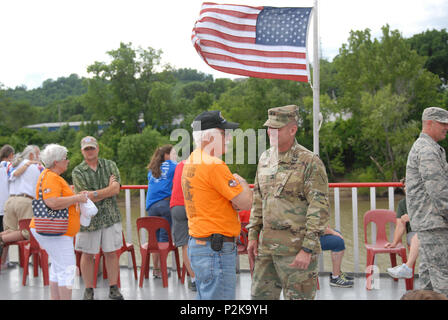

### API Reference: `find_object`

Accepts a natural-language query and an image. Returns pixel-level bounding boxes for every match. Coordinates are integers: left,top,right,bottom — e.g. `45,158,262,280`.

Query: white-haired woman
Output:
29,144,88,300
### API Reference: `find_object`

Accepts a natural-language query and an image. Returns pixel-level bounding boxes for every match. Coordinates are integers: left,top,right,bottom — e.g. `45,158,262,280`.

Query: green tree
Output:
117,126,169,185
359,86,420,181
85,42,164,134
407,29,448,85
0,96,37,131
332,25,441,179
334,25,440,117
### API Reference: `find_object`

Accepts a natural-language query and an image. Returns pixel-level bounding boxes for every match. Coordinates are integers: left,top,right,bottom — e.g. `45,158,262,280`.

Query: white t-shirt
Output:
8,159,41,199
0,161,9,215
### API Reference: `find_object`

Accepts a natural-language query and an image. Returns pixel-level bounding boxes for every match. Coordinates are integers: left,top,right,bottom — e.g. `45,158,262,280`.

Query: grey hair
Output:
40,144,68,169
192,128,222,147
11,145,40,167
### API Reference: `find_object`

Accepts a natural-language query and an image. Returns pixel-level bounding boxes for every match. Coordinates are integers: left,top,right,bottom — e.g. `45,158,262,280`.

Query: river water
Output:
117,192,412,275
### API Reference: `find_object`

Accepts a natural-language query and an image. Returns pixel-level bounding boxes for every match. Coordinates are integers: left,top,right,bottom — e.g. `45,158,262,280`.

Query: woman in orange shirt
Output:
30,144,88,300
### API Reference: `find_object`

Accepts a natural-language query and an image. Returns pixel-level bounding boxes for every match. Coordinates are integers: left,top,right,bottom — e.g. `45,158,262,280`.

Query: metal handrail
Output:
120,182,404,273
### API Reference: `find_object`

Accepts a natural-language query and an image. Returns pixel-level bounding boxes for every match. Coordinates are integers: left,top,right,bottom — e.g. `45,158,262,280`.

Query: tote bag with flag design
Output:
32,171,69,236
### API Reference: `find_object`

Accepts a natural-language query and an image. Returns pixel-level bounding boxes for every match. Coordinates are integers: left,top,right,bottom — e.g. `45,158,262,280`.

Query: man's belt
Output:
193,235,236,243
11,194,34,200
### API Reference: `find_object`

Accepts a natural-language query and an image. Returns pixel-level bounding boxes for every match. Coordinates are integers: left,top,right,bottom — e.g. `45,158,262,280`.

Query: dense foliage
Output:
1,27,447,186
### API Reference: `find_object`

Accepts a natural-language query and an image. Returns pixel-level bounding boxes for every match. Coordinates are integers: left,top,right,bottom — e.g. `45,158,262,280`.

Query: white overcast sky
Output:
1,0,447,89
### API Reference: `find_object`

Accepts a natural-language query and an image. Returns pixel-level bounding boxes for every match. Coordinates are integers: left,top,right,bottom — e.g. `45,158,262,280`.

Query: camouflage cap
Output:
422,107,448,124
263,105,299,128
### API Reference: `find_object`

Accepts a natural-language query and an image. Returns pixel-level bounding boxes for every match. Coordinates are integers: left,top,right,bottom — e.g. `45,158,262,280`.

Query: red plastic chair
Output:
21,219,49,286
236,211,255,276
236,221,255,277
0,219,30,270
363,209,412,290
92,232,138,288
137,216,181,288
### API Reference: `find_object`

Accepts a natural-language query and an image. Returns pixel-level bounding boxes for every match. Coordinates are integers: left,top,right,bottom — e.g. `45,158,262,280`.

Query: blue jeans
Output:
147,199,172,242
188,237,237,300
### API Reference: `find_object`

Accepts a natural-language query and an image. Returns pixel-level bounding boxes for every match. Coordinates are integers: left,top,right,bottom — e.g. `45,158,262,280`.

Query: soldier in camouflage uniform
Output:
247,105,330,300
406,107,448,297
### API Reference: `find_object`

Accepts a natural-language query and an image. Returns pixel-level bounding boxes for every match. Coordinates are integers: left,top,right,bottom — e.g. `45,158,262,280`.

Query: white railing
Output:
121,182,404,273
328,182,403,273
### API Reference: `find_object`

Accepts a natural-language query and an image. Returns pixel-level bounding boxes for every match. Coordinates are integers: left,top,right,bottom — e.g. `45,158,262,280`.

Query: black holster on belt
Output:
211,234,224,251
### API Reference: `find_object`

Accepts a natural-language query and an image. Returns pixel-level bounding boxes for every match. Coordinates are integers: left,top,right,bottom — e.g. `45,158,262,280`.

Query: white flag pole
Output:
312,0,320,156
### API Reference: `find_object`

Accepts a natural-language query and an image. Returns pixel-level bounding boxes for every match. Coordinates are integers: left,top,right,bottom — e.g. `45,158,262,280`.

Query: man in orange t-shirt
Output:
181,110,253,300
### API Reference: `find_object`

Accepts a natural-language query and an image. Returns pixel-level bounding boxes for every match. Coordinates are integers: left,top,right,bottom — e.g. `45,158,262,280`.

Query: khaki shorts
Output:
3,196,33,231
75,222,123,254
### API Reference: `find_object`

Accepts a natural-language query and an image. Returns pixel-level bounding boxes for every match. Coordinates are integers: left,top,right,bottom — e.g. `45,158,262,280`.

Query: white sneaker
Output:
387,264,413,279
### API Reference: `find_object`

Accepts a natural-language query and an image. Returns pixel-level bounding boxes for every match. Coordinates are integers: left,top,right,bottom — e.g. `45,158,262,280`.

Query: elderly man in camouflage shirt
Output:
72,136,124,300
247,105,330,300
406,107,448,297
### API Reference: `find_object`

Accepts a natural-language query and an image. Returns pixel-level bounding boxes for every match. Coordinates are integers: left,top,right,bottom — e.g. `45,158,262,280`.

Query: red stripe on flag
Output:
210,64,309,82
194,27,255,44
199,16,256,32
200,39,307,59
200,8,259,20
202,2,264,11
201,51,307,70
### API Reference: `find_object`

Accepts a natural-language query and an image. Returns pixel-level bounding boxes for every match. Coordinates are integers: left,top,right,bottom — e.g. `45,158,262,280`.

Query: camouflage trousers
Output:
418,229,448,297
251,253,318,300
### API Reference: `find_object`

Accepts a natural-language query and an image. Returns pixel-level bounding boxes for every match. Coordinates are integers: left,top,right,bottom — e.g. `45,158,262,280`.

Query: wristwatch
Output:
302,247,313,254
93,191,98,198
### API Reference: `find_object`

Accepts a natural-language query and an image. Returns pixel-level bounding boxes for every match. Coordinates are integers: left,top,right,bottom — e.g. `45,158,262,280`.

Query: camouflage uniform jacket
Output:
406,133,448,231
247,140,330,255
72,158,122,232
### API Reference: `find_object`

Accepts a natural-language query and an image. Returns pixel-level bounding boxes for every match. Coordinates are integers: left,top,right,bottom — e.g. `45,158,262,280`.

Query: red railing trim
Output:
329,182,404,188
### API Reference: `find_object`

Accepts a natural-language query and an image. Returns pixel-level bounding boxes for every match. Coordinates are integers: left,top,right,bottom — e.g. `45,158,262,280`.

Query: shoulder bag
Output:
32,170,69,236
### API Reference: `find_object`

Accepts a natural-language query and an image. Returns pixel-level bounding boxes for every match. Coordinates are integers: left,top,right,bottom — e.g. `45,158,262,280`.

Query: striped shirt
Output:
72,158,122,232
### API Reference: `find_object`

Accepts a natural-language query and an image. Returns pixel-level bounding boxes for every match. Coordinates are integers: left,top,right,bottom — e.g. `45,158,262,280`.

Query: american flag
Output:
192,2,313,82
33,199,68,235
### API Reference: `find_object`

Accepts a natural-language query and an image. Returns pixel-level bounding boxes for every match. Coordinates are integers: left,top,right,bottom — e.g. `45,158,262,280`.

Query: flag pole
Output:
312,0,320,156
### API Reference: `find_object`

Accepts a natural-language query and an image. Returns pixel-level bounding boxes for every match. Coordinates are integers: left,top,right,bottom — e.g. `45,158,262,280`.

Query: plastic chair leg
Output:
33,253,39,277
139,250,148,288
129,248,138,280
174,249,181,280
160,252,169,288
22,250,31,286
40,251,49,286
145,253,151,279
408,261,416,290
366,251,375,290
